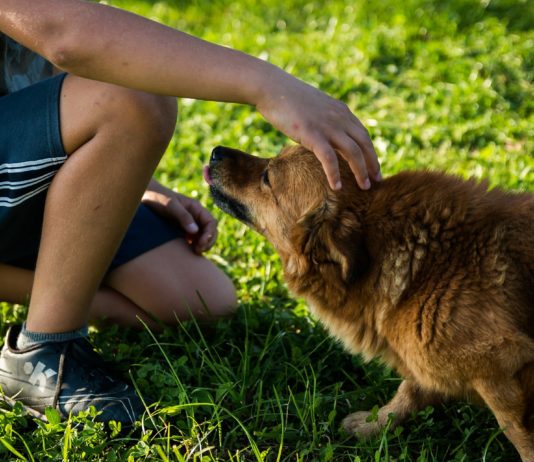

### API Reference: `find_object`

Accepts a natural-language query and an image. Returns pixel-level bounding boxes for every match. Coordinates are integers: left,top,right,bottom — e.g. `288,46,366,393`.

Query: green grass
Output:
1,0,533,460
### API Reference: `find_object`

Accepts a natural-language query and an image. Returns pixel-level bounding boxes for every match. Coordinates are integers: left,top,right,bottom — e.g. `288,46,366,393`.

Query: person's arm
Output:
0,0,380,189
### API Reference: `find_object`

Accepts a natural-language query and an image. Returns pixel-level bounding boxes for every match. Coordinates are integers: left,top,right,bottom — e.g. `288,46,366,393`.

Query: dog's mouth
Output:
210,187,252,224
203,165,214,186
204,164,252,225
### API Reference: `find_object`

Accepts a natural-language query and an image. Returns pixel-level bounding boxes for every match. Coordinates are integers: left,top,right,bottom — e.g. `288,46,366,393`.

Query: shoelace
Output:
51,341,68,417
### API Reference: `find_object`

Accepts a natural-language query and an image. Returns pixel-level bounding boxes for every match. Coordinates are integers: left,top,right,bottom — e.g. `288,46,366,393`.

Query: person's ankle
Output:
16,322,88,350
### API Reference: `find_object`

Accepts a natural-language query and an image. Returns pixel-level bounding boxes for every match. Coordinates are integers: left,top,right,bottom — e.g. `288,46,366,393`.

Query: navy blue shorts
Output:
0,73,184,271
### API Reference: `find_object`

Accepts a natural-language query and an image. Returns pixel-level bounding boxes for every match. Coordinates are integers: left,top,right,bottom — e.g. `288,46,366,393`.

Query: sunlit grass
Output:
0,0,532,460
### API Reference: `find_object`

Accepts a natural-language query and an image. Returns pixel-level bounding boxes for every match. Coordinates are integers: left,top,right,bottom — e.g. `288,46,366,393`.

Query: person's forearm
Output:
0,0,287,104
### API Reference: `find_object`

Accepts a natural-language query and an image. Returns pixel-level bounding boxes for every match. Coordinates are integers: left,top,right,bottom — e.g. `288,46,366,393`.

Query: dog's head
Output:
205,145,371,284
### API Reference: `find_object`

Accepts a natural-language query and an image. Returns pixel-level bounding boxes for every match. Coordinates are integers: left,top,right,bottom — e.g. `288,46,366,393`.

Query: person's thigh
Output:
104,238,237,323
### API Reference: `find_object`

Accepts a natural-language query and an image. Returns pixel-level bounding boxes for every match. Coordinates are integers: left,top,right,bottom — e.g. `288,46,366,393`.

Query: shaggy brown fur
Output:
207,144,534,461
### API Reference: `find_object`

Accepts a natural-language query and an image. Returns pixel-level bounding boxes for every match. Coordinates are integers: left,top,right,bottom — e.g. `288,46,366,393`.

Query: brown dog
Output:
205,144,534,461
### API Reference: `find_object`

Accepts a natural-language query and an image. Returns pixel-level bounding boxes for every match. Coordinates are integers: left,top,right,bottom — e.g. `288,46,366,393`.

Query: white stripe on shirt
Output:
0,156,67,174
0,170,56,190
0,181,51,207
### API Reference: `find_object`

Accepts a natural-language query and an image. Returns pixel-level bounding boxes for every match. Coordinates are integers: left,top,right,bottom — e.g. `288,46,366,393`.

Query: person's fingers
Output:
333,134,371,190
194,220,218,253
142,191,219,253
161,197,199,234
184,199,217,231
141,191,197,232
305,136,342,190
179,197,219,252
346,124,381,182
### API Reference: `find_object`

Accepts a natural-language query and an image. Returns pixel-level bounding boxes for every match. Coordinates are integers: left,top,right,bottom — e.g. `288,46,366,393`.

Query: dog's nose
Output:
211,146,227,163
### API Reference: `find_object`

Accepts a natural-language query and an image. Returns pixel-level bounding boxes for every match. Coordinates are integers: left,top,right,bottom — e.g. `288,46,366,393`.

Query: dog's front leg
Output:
342,379,442,439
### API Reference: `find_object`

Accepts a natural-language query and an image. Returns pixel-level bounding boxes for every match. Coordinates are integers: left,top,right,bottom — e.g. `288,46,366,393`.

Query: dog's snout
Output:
211,146,230,163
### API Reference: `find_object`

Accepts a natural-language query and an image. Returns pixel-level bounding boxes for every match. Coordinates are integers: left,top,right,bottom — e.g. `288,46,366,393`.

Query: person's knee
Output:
107,87,177,151
60,75,177,155
132,93,177,148
176,269,237,322
204,272,238,319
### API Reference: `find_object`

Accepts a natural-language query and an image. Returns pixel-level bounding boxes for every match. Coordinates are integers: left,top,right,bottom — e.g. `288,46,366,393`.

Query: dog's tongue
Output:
203,165,213,185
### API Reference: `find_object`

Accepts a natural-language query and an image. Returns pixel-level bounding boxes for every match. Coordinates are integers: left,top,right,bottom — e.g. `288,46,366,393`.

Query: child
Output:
0,0,380,425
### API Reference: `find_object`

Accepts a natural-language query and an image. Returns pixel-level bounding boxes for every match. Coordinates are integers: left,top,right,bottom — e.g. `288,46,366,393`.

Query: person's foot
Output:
0,325,143,425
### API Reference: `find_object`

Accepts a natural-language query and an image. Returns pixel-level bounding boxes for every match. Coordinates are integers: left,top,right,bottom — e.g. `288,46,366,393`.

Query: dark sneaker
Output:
0,325,144,425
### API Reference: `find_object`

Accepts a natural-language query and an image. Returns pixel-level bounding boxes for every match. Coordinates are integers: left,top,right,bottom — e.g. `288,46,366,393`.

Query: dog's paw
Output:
342,411,384,439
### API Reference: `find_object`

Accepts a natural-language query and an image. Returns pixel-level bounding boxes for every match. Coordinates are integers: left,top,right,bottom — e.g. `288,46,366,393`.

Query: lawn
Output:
0,0,532,460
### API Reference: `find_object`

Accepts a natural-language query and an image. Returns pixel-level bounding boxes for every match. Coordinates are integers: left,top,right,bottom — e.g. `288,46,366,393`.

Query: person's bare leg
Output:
89,286,158,328
26,75,177,333
103,238,237,324
0,261,159,329
0,236,235,329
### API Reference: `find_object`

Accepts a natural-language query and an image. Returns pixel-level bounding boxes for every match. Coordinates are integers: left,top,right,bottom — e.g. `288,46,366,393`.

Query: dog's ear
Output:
289,199,369,284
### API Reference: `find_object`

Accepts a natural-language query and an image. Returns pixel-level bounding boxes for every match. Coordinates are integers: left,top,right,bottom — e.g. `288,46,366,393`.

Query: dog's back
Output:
368,171,534,341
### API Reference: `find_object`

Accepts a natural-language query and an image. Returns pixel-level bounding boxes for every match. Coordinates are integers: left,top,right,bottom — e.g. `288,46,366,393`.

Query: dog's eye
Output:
262,170,271,187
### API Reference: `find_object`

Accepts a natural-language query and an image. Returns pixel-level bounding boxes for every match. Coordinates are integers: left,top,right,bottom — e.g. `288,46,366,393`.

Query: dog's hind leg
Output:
342,379,443,439
473,375,534,462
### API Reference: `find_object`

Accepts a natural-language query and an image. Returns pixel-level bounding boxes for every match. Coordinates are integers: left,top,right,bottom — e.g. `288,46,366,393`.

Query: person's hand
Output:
255,71,381,190
142,187,217,254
